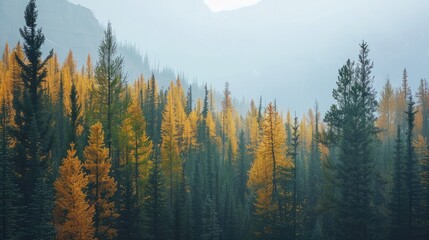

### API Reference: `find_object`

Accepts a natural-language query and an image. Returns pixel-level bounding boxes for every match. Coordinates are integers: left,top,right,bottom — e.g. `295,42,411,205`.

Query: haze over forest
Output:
70,0,429,111
1,0,429,112
2,1,429,240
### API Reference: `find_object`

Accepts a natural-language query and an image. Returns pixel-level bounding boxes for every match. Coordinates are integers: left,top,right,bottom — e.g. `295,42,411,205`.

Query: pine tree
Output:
84,122,118,239
69,81,82,146
13,1,54,237
308,102,322,233
92,22,125,166
390,125,406,240
324,42,378,240
28,114,54,240
237,130,248,203
403,94,422,239
201,195,221,240
118,98,152,239
54,144,94,240
290,116,300,240
143,152,172,240
186,85,192,115
0,95,20,240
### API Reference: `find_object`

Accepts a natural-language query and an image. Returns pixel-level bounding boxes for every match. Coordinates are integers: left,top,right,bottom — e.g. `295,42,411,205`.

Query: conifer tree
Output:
403,94,422,238
0,95,20,239
161,86,182,208
143,152,172,240
186,85,193,115
84,122,118,239
324,42,378,240
13,1,54,237
290,116,300,240
54,144,94,240
390,125,405,240
201,195,221,240
69,82,82,146
247,102,291,239
92,22,125,165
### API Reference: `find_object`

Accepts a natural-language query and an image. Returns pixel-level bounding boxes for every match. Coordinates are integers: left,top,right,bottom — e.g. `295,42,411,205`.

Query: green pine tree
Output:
143,152,172,240
324,42,378,240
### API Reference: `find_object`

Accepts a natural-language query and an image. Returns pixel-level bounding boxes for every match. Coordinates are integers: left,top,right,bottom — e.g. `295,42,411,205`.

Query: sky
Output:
204,0,260,12
67,0,429,113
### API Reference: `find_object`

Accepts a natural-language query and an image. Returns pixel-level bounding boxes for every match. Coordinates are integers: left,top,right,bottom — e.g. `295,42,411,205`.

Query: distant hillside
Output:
0,0,178,87
0,0,250,113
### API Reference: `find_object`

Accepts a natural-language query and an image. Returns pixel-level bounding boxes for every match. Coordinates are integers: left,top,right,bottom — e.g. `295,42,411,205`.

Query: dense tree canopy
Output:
0,1,428,240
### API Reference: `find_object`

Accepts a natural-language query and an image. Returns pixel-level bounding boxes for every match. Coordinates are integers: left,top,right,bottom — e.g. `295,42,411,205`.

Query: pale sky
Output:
66,0,429,112
204,0,260,12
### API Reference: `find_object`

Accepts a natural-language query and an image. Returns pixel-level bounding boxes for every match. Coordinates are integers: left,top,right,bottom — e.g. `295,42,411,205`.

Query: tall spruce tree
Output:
403,94,423,239
143,151,172,240
0,96,20,239
390,125,406,240
324,42,378,240
93,22,125,167
13,0,54,238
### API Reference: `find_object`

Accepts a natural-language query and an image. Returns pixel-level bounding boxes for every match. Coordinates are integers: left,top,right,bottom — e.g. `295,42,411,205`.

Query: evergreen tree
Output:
403,94,423,239
186,85,193,115
290,115,300,240
13,1,55,237
92,22,125,166
69,81,82,146
0,95,20,240
201,195,221,240
237,130,248,203
324,42,378,240
390,125,406,240
143,152,172,240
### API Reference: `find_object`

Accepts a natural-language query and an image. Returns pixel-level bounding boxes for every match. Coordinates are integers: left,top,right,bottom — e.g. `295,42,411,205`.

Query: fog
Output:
68,0,429,112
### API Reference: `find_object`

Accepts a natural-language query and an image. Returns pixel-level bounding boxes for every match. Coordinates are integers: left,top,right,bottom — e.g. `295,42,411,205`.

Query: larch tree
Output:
54,144,94,240
84,122,118,239
161,85,182,208
118,97,153,239
247,102,291,239
221,82,238,161
378,78,396,169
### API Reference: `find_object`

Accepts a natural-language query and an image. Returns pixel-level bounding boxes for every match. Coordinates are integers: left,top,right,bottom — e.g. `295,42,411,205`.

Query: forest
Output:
1,1,429,240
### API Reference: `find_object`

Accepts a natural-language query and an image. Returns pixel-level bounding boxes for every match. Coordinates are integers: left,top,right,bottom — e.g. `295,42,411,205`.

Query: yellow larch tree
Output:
54,144,94,240
247,102,292,235
221,82,238,160
84,122,118,239
246,100,261,161
185,110,198,150
161,87,182,208
377,79,396,142
61,50,77,114
121,98,153,190
171,80,188,153
4,43,24,123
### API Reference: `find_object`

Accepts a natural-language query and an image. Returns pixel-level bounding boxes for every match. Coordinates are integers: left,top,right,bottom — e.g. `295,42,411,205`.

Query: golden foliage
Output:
84,122,118,239
54,144,94,240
